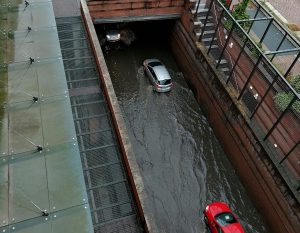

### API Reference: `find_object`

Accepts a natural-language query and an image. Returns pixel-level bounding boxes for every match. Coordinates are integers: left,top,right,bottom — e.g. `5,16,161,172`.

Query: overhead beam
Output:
87,0,184,22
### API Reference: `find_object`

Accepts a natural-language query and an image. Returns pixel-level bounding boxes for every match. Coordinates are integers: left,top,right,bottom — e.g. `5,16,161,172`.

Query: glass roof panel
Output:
0,111,9,157
8,27,61,64
46,142,88,211
0,175,9,227
0,1,94,232
7,58,68,103
0,205,93,233
41,95,76,147
7,62,38,103
33,27,61,60
9,151,49,224
8,100,43,154
31,2,56,29
4,1,56,31
37,58,68,97
10,30,35,63
51,205,93,233
1,214,52,233
0,154,8,183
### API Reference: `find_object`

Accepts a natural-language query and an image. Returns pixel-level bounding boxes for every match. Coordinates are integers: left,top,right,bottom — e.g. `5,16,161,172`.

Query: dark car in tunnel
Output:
106,29,121,42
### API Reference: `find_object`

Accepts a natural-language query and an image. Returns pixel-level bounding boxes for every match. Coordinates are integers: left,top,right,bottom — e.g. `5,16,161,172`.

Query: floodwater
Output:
99,20,269,233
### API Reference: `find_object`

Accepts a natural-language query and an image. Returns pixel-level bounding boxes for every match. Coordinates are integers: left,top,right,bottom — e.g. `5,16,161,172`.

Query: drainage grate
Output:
56,16,143,233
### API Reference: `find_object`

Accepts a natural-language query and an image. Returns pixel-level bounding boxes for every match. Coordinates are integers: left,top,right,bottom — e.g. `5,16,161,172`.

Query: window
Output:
158,79,171,85
215,212,237,227
148,67,158,81
148,61,162,67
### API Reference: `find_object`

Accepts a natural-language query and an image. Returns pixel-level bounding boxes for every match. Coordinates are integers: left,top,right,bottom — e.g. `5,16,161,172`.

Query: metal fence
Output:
193,0,300,201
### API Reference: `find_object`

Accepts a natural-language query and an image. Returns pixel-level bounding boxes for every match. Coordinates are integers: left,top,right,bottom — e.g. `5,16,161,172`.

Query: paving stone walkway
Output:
268,0,300,25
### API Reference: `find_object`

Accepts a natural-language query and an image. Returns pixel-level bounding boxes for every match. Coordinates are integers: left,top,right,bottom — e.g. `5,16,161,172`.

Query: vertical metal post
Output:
247,5,261,33
271,32,287,61
279,140,300,164
216,23,235,68
264,95,297,140
226,37,249,84
207,9,224,54
238,54,262,100
259,18,273,44
284,50,300,77
250,76,277,119
194,0,202,19
199,0,214,41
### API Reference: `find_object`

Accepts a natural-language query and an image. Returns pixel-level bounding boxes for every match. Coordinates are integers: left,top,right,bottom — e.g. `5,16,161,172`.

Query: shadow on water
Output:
97,20,269,233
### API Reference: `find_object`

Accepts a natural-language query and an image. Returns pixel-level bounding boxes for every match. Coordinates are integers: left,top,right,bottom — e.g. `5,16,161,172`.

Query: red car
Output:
203,202,245,233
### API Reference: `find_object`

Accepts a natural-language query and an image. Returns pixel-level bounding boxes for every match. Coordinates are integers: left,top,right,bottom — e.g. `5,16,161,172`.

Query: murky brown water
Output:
99,20,269,233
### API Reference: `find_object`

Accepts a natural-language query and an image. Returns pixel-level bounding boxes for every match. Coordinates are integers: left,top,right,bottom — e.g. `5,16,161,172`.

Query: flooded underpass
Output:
98,20,269,233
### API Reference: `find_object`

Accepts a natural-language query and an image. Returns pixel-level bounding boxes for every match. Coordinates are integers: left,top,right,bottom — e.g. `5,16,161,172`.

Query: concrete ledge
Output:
93,14,181,24
80,0,159,232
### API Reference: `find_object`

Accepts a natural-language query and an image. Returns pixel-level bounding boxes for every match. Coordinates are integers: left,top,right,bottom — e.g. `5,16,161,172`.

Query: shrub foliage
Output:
274,75,300,113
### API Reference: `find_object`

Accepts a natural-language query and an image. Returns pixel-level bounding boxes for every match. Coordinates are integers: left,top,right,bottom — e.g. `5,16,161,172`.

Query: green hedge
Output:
274,75,300,113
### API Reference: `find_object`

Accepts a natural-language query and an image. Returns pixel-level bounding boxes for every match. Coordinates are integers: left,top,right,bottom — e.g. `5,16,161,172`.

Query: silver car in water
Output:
143,59,172,93
106,30,121,42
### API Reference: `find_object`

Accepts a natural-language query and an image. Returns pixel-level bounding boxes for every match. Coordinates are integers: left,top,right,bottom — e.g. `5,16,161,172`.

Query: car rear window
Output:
148,61,162,67
158,79,171,85
215,212,237,226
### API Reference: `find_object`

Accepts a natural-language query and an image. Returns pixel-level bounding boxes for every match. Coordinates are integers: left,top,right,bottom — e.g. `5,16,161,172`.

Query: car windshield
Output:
107,30,119,36
215,212,237,227
148,61,162,67
158,79,171,85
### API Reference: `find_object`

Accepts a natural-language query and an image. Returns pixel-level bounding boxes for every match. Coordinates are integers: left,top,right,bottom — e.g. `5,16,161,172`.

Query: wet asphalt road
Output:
100,21,269,233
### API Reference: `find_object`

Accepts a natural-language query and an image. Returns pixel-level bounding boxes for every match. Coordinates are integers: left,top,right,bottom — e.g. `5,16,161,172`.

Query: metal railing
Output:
193,0,300,201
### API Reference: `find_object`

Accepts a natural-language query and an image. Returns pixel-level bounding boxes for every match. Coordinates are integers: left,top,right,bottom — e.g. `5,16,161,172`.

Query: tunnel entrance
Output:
95,20,176,52
96,19,269,233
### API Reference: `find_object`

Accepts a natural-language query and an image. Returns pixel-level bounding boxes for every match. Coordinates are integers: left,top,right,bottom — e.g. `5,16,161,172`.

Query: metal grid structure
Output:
192,0,300,201
56,16,144,233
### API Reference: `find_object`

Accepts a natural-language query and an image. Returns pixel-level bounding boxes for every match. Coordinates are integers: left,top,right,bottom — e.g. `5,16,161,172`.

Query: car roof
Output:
207,202,232,216
152,65,171,81
222,222,245,233
144,59,171,81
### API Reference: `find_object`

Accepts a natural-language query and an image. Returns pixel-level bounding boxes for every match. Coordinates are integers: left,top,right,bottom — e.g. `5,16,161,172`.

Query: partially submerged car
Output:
143,59,172,93
203,202,245,233
106,30,121,42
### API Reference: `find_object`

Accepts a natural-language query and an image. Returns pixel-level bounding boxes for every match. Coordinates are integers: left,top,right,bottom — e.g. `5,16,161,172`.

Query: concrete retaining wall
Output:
170,20,300,233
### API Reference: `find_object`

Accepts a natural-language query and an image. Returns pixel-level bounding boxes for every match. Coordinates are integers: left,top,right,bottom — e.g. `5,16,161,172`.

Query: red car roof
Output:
206,202,232,216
